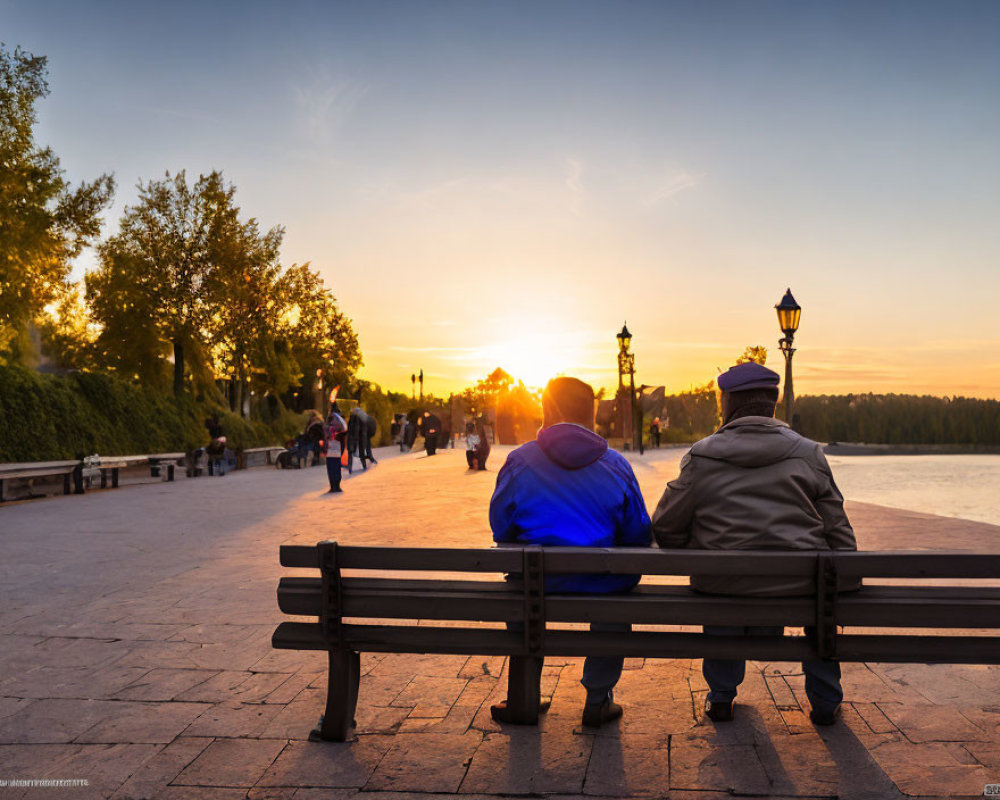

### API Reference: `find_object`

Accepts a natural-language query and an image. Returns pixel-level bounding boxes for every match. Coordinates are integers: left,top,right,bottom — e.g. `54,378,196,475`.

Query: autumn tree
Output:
89,170,238,394
460,367,513,415
736,345,768,366
36,284,97,371
201,184,285,414
0,45,114,361
274,263,362,404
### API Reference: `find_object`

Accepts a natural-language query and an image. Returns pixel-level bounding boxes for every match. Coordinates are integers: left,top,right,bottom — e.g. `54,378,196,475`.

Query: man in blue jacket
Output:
489,377,651,727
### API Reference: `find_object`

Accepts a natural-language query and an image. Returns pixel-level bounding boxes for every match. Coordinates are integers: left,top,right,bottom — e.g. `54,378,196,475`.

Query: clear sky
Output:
4,0,999,398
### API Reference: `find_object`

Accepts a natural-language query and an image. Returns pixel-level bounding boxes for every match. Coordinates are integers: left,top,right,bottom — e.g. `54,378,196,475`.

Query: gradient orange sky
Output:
8,1,1000,398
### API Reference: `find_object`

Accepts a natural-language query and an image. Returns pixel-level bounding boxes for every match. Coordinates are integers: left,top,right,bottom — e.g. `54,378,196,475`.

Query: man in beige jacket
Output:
651,361,856,725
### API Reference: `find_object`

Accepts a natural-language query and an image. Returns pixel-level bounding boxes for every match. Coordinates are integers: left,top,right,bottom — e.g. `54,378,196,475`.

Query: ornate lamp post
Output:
774,289,802,423
616,323,636,449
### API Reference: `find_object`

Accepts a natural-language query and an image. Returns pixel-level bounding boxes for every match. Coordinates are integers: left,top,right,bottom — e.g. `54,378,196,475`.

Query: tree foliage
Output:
661,381,721,438
794,393,1000,445
275,263,362,403
460,367,513,415
736,345,768,366
86,170,361,410
0,45,114,360
89,170,240,393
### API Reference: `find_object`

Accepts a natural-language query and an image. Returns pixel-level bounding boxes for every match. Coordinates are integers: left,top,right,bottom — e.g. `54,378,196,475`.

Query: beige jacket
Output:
651,416,857,596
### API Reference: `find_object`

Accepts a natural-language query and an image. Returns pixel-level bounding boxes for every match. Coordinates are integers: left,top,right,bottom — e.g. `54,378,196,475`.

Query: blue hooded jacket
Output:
489,423,652,593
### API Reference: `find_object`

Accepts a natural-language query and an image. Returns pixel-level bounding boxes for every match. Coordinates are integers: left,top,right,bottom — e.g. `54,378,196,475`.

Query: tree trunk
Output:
173,340,185,395
232,367,243,416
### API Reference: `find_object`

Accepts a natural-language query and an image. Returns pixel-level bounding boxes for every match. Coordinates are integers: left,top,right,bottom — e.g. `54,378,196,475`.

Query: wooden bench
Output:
147,453,184,481
81,455,150,489
242,446,287,469
0,460,80,502
273,542,1000,741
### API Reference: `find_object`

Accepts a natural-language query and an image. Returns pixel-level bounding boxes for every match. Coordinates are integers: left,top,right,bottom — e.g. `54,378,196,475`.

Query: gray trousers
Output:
702,625,843,713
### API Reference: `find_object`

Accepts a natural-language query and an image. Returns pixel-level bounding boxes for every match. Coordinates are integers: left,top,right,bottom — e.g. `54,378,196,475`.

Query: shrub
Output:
0,365,299,461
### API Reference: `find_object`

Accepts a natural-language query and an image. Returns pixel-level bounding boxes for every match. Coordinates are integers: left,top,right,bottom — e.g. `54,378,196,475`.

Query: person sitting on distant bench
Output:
651,361,857,726
489,377,651,727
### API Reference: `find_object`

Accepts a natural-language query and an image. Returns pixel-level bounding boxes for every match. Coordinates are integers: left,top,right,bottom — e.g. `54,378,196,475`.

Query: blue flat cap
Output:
717,362,780,392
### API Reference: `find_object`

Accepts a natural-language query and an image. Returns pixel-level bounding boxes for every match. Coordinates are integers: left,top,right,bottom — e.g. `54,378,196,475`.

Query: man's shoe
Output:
489,699,551,724
705,699,734,722
581,699,623,727
809,705,842,726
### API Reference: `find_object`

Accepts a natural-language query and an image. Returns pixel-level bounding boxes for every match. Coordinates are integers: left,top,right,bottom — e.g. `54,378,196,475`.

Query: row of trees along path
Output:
1,44,360,411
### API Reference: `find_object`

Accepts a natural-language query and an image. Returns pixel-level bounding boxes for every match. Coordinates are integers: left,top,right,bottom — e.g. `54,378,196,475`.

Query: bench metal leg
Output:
506,655,543,725
166,464,175,482
0,479,5,502
150,464,160,478
112,468,119,489
73,464,84,494
312,650,361,742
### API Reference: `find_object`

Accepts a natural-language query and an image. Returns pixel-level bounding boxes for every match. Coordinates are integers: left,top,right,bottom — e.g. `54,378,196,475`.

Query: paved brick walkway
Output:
1,445,999,798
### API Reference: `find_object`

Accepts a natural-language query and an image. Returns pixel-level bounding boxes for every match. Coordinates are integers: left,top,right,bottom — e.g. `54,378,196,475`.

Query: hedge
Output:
0,366,302,462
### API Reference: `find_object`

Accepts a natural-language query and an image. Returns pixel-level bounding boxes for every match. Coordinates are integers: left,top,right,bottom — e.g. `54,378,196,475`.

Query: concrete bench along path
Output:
1,443,999,799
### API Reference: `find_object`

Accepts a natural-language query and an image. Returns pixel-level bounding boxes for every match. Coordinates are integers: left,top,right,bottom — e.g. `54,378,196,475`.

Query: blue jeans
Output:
581,622,630,704
702,625,843,713
507,621,628,705
325,448,342,490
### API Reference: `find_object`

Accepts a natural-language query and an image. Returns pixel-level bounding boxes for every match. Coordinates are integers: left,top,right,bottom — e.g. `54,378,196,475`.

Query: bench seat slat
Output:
0,466,77,479
274,623,818,660
0,460,79,471
274,621,1000,664
837,634,1000,663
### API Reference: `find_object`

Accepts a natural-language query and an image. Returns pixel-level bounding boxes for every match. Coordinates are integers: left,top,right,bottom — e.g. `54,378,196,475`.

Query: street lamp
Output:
774,288,801,423
616,323,637,449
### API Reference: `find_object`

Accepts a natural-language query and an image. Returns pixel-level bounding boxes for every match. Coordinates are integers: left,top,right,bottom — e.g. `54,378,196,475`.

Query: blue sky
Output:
5,0,1000,395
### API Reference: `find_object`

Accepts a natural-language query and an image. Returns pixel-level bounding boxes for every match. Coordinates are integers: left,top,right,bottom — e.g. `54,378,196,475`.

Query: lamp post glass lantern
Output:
774,289,801,423
616,323,638,449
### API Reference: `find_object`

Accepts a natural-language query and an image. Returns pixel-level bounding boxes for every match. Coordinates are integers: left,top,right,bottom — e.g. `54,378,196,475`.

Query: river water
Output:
637,450,1000,528
825,455,1000,526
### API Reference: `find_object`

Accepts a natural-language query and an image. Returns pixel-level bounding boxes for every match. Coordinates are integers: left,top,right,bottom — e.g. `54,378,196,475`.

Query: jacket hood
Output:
536,423,608,470
691,416,802,467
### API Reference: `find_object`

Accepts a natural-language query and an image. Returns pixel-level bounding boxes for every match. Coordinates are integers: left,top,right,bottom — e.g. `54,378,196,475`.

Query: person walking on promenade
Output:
204,413,228,475
489,377,651,727
649,418,661,448
651,361,857,726
475,416,491,469
464,422,481,469
324,403,348,493
346,407,371,473
364,412,378,465
420,411,441,456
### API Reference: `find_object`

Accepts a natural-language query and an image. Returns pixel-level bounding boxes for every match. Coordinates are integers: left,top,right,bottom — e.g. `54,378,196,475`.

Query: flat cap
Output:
717,362,780,393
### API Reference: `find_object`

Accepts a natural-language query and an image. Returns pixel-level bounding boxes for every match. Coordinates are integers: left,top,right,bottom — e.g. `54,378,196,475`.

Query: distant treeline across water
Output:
792,394,1000,445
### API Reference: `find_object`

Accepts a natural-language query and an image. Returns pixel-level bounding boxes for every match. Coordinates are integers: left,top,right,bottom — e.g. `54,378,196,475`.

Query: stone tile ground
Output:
1,445,999,798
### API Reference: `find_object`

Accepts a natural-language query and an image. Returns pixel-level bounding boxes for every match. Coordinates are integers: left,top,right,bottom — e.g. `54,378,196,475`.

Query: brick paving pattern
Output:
1,445,999,798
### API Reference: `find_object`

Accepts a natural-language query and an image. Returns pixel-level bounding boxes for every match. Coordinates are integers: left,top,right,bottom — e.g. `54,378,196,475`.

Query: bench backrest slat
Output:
279,544,1000,579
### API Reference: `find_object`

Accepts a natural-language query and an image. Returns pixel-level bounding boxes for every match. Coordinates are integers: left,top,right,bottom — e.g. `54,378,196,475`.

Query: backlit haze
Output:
6,0,1000,398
